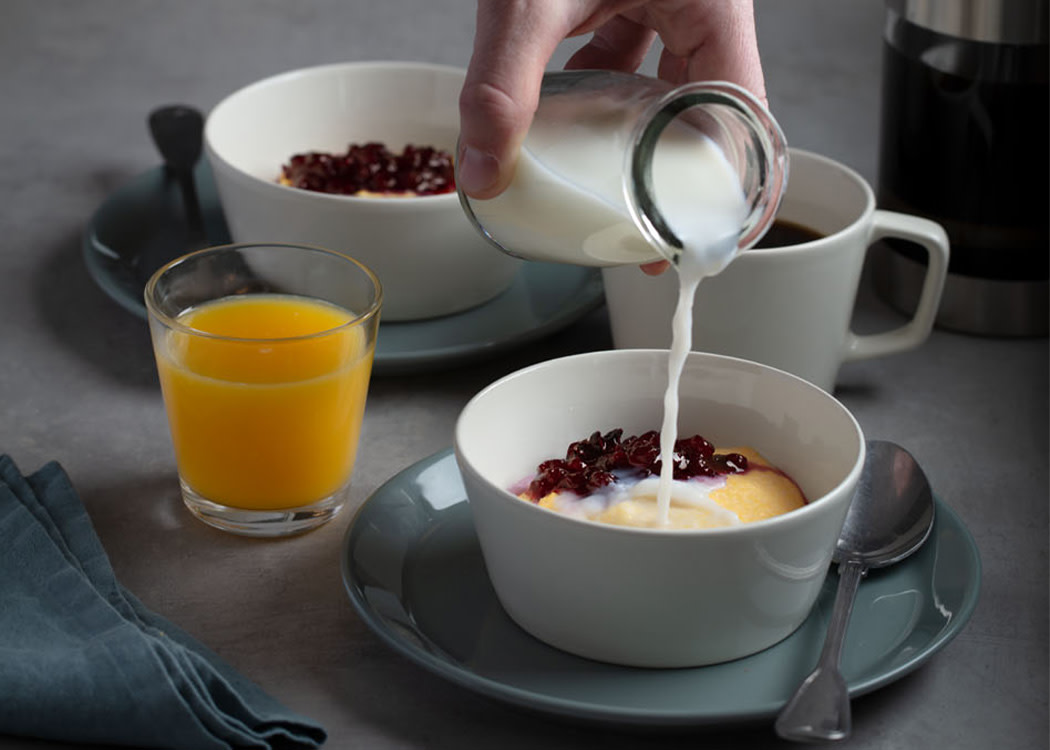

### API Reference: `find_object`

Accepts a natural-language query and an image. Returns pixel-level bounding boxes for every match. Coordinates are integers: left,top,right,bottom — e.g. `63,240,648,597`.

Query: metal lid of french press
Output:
886,0,1048,44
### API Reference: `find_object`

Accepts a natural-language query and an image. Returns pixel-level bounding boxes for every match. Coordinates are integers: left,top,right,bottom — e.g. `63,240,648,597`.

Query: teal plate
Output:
82,163,604,376
342,448,982,728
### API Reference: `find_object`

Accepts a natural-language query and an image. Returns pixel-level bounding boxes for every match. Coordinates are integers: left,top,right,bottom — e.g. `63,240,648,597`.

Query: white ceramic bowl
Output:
454,350,865,668
204,61,521,321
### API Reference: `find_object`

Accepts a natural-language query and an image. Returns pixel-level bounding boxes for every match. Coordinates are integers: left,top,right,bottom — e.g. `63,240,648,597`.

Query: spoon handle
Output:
148,105,207,243
774,559,865,743
174,168,206,243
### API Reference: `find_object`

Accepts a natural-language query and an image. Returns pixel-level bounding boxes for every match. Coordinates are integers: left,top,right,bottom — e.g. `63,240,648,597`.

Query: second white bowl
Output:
205,61,522,321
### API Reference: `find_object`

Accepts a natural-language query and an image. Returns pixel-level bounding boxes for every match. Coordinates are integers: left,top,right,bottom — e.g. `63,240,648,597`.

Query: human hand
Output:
457,0,766,201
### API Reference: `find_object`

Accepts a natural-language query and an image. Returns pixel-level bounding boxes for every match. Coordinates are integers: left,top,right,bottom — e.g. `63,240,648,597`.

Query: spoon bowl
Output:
835,440,936,567
774,439,936,743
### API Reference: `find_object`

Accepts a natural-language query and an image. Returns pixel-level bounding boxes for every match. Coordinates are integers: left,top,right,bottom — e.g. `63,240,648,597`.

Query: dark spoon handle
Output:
148,105,206,242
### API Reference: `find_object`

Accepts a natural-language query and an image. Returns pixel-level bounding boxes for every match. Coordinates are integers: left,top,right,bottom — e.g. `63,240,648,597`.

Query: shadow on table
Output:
330,626,935,749
33,228,158,390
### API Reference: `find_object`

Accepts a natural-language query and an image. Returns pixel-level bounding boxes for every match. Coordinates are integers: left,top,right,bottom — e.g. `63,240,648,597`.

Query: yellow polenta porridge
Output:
514,429,806,530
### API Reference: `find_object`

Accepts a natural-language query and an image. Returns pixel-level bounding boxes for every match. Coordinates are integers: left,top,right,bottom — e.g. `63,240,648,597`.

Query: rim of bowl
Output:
204,59,466,207
454,349,866,538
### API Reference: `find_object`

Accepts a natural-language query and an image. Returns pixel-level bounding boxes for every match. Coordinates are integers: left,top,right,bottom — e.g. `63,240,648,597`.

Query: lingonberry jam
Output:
521,428,748,501
279,142,455,196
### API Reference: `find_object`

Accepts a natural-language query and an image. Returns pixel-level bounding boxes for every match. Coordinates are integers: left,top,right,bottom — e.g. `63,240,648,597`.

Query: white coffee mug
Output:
602,149,950,392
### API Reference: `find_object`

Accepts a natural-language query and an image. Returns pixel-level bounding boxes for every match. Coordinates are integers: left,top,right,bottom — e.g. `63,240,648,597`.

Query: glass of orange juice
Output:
144,243,382,536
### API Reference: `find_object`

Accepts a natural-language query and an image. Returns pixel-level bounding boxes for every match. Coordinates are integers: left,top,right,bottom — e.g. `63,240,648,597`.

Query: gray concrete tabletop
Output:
1,1,1046,749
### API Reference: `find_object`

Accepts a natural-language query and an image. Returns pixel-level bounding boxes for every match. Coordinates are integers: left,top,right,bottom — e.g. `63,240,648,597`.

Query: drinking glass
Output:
145,242,382,536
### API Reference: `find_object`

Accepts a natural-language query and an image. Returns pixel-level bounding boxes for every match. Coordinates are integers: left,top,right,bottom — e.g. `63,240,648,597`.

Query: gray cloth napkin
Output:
0,455,327,749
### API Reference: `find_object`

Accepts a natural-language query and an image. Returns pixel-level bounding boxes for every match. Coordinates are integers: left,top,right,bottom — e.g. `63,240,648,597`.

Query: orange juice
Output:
154,294,374,510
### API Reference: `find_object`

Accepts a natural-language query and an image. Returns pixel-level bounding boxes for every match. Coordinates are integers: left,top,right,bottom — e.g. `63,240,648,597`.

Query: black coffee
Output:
754,219,824,249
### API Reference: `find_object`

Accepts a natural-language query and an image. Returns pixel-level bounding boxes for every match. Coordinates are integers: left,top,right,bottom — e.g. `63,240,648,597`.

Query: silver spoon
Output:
774,440,936,743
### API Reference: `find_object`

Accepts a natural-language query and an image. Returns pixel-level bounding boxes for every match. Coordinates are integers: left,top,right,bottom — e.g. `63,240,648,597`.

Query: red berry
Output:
279,142,456,196
521,429,748,501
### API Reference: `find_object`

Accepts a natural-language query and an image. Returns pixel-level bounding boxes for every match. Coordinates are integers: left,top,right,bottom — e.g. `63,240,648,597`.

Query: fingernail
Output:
457,145,500,197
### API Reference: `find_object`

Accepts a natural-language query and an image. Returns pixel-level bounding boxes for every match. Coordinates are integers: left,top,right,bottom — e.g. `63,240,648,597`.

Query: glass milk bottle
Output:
457,70,789,267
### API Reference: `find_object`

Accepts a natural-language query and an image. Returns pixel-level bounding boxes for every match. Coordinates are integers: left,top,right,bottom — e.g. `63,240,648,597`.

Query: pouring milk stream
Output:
459,71,788,526
649,136,747,524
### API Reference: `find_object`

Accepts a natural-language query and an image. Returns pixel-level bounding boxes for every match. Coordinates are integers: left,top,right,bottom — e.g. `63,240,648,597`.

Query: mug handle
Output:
843,210,950,363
